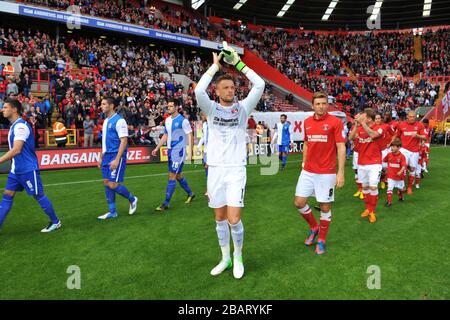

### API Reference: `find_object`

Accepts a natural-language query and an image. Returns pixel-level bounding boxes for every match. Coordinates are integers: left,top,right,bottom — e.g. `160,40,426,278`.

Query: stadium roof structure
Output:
202,0,450,30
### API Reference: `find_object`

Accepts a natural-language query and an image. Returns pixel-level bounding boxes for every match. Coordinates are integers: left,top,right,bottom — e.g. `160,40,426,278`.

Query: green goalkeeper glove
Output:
221,41,248,73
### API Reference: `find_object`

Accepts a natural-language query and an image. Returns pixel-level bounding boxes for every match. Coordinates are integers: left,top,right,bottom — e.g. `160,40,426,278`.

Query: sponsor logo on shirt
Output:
389,163,400,168
358,137,373,143
403,131,417,136
308,134,328,142
213,116,239,127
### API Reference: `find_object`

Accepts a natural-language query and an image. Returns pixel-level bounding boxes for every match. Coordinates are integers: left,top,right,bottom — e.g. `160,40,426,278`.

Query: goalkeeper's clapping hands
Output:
219,41,249,74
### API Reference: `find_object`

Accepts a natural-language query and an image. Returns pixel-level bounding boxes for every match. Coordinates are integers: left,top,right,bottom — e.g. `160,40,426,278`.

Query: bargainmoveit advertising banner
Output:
0,146,159,173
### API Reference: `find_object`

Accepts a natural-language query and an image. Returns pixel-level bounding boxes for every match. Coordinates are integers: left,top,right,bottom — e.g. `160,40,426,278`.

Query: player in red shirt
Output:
375,114,393,190
384,111,399,137
383,138,407,207
352,113,364,200
415,142,428,189
349,108,384,223
294,91,346,255
396,111,426,194
422,118,432,173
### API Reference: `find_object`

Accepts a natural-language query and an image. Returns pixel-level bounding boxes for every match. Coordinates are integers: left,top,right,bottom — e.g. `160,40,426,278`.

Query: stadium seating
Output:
2,1,450,145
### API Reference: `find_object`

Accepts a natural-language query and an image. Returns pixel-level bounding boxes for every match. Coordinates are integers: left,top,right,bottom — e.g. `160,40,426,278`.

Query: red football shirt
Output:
423,125,432,144
356,124,384,165
378,123,393,149
383,152,407,180
418,145,427,165
397,121,425,152
386,120,399,135
353,138,360,153
303,113,346,174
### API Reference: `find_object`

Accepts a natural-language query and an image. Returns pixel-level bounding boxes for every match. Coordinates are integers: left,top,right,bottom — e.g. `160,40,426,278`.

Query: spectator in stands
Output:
20,74,33,98
3,62,14,76
43,94,52,128
0,63,5,81
75,112,84,130
147,110,156,128
0,78,6,100
6,79,18,97
83,114,95,147
65,103,75,128
53,117,68,148
136,125,153,145
55,79,66,103
285,93,294,104
248,115,256,130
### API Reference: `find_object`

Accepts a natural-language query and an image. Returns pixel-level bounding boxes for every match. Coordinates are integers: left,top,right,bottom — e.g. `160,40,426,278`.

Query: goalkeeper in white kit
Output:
194,43,265,279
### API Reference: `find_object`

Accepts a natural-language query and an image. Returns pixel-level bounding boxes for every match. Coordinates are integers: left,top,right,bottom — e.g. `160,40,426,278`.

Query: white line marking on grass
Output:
0,159,303,190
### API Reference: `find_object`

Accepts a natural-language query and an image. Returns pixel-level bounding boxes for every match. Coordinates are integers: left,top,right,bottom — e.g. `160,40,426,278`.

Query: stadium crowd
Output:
22,0,213,39
421,29,450,76
0,25,269,146
1,1,449,148
303,76,440,116
20,0,450,78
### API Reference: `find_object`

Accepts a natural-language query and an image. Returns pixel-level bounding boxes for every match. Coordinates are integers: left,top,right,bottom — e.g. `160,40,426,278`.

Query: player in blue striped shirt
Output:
272,114,294,171
97,97,138,220
152,99,195,211
0,99,61,233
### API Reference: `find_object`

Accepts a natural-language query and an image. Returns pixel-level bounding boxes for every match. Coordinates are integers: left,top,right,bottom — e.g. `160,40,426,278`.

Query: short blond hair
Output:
312,91,327,105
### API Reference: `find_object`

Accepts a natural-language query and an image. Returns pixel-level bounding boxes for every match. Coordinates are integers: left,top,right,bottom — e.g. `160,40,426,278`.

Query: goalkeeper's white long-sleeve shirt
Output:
194,65,265,167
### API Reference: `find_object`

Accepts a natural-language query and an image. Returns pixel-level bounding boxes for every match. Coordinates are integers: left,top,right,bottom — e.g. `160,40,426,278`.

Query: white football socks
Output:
216,220,231,261
229,220,244,258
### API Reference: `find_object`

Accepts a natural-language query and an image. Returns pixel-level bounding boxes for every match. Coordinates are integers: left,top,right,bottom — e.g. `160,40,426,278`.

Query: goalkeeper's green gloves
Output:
221,41,248,73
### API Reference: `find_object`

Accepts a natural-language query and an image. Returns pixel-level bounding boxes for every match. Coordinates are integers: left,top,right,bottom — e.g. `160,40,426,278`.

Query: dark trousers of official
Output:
56,137,67,148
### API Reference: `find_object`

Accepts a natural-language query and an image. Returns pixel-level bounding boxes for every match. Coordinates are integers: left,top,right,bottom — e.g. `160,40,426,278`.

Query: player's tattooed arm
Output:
361,121,380,139
415,133,427,140
348,123,359,141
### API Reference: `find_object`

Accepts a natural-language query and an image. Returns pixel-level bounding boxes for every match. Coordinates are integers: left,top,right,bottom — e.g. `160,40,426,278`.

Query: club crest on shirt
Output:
231,107,239,114
322,124,329,131
175,122,179,128
108,124,112,129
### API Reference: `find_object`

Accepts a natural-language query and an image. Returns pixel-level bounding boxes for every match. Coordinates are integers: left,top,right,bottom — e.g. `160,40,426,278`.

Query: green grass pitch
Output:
0,147,449,300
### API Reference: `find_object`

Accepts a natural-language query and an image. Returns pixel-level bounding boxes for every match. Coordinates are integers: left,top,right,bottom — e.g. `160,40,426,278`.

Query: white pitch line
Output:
7,169,205,189
0,159,303,190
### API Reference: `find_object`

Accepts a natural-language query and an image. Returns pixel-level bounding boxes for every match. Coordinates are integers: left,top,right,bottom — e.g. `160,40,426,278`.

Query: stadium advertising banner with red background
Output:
0,147,159,173
36,147,158,170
